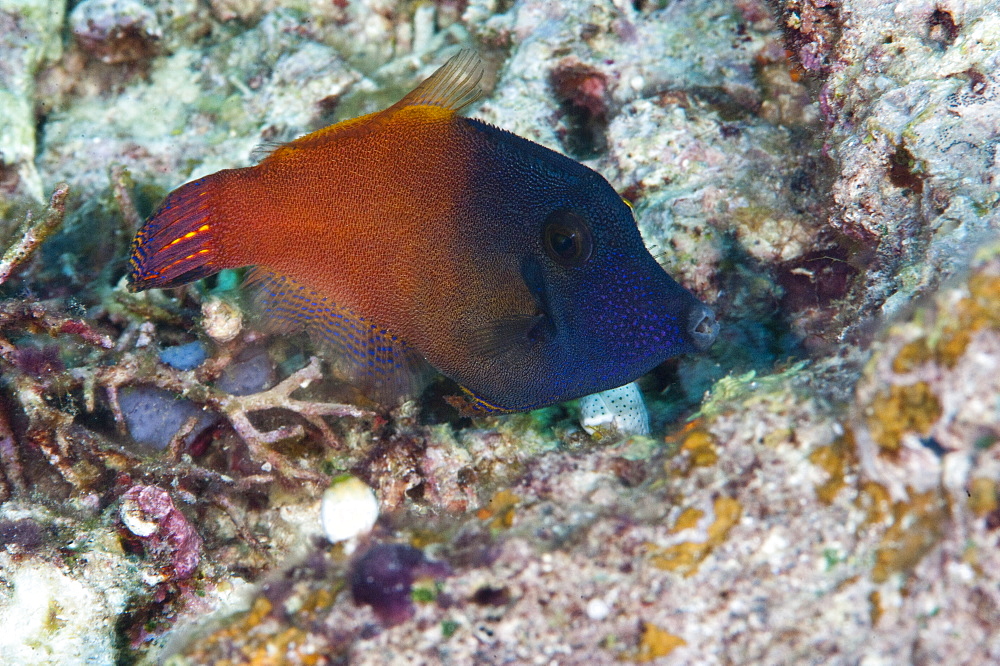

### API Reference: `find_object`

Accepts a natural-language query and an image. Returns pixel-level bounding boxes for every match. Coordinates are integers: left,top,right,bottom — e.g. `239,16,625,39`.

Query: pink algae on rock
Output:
119,485,202,580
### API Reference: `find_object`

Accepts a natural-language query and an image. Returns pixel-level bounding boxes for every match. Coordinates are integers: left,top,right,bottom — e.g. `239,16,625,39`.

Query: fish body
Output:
128,51,718,412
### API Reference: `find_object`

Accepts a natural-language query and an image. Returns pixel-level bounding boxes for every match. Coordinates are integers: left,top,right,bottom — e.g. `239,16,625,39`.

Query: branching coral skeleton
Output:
0,183,70,287
84,353,371,482
0,182,373,500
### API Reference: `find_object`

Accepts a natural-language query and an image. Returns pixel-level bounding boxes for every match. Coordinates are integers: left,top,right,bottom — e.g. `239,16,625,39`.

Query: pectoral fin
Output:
467,314,549,360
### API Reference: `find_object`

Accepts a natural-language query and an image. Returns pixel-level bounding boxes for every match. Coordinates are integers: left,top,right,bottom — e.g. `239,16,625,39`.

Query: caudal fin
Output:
128,175,226,291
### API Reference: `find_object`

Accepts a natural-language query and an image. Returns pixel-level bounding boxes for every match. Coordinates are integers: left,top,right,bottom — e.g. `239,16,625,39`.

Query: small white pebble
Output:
586,598,611,621
630,75,644,91
321,475,379,544
141,571,167,587
135,321,155,348
201,296,243,343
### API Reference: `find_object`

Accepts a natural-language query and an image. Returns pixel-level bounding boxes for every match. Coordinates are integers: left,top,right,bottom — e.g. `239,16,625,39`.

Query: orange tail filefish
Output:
127,50,719,413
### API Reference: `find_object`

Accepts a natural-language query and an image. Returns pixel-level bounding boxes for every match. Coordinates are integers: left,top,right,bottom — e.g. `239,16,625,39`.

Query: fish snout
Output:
687,304,719,351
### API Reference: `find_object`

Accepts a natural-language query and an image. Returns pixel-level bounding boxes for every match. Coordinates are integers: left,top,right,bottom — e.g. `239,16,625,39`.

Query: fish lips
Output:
686,302,719,351
654,282,720,358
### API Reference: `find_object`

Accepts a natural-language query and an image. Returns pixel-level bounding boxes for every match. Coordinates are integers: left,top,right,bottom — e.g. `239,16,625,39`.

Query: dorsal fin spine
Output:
393,49,485,113
254,51,484,161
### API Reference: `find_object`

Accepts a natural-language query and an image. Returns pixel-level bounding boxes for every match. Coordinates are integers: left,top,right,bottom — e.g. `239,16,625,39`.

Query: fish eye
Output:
542,210,593,266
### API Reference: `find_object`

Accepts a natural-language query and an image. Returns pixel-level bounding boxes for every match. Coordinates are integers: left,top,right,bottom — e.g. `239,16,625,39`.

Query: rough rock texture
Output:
0,0,998,663
783,0,1000,321
0,0,65,205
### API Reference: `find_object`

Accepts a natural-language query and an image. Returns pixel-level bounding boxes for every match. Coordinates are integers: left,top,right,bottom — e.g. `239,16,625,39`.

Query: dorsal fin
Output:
249,140,285,164
258,110,383,163
257,51,484,163
393,49,485,113
245,269,431,406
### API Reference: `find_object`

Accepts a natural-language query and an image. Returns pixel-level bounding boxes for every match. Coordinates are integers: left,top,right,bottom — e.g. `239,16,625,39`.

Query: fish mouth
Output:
687,304,719,351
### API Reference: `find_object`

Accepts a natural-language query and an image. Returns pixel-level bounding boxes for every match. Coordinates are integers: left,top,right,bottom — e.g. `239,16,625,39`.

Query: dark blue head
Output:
443,119,718,411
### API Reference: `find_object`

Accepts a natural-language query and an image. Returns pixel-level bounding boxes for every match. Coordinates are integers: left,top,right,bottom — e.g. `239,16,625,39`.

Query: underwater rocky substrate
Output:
0,0,999,662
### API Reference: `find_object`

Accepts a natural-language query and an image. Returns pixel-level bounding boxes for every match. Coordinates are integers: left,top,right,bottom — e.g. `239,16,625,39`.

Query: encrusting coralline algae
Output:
0,0,998,663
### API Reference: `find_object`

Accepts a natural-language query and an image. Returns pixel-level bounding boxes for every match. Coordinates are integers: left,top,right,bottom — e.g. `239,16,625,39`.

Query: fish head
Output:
519,171,718,390
458,133,718,410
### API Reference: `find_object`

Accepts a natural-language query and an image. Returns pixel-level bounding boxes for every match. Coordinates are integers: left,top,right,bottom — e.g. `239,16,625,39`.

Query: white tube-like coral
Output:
579,381,649,437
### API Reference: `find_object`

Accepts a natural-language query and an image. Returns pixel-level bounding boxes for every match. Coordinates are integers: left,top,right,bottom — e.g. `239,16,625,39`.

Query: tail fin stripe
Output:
128,177,223,291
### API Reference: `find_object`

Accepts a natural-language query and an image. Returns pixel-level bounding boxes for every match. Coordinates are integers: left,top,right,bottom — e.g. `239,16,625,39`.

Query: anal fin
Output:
245,269,430,406
446,388,517,416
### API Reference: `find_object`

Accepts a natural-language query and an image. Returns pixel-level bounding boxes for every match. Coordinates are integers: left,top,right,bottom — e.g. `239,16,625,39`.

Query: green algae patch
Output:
441,620,460,638
871,490,949,583
697,362,809,420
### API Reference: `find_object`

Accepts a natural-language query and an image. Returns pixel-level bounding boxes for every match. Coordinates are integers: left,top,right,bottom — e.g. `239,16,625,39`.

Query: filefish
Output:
128,51,718,412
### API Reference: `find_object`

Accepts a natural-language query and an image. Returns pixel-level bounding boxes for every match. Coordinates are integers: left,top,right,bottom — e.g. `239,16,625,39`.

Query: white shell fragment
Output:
321,475,379,545
579,382,650,437
201,296,243,343
119,501,159,537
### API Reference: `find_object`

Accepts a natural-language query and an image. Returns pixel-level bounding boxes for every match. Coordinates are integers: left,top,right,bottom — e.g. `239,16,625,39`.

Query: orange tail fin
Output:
127,175,227,291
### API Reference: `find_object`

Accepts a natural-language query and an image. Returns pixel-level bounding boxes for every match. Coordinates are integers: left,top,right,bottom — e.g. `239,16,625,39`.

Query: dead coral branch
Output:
0,299,114,356
219,356,367,445
0,405,24,501
89,355,371,482
0,183,70,286
0,297,117,494
110,165,142,231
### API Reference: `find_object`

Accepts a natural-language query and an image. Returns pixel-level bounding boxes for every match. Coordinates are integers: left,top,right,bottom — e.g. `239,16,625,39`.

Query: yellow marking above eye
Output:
622,197,634,210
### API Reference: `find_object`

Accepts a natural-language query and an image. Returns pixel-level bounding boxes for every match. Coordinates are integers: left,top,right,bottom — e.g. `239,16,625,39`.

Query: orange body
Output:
215,107,479,355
